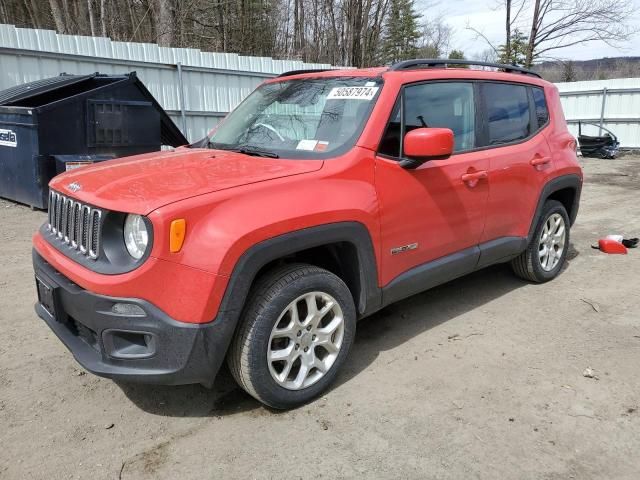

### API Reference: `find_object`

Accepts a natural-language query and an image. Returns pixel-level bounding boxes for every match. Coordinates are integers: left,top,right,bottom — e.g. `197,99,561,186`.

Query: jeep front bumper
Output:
32,250,235,386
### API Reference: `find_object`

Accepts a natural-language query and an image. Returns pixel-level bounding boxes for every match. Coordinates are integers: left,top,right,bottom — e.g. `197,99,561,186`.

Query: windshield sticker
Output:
327,86,379,101
365,81,377,87
0,129,17,147
296,139,318,151
314,141,329,152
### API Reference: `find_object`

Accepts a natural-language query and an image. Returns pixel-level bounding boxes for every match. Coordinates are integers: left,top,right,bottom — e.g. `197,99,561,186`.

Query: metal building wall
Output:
556,78,640,149
0,24,337,142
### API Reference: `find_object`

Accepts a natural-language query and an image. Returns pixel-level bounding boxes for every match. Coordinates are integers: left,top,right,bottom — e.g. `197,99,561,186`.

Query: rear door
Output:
479,82,552,243
374,81,489,285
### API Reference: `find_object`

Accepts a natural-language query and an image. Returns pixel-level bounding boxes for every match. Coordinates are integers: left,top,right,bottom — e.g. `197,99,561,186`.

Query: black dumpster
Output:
0,72,187,208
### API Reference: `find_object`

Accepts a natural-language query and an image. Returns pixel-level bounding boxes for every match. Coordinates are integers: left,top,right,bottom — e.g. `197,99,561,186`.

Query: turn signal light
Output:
169,219,186,253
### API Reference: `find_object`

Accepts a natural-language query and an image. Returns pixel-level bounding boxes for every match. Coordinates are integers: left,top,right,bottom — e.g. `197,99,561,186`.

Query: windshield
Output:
207,77,383,159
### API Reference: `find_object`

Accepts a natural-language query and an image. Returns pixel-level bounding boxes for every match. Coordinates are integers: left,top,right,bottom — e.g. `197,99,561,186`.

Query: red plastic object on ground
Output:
598,238,628,254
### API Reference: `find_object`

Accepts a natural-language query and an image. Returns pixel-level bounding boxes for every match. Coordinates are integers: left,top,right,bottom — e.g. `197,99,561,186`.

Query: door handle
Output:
530,156,551,167
461,170,488,185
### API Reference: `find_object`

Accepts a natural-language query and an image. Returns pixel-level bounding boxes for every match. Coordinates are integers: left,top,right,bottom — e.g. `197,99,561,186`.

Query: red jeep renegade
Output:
33,60,582,409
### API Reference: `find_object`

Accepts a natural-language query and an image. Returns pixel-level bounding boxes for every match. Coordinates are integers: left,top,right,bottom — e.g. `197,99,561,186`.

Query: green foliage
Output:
416,44,441,58
382,0,421,64
498,29,528,66
447,49,468,68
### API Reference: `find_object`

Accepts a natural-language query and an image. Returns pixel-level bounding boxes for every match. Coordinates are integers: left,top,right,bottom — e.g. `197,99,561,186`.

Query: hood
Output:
49,148,324,214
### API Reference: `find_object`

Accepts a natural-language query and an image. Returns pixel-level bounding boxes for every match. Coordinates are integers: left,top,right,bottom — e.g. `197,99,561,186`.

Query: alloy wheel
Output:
267,291,344,390
538,213,566,271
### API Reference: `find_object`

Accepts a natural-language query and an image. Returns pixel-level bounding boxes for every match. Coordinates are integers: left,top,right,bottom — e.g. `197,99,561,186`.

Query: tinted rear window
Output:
484,83,531,145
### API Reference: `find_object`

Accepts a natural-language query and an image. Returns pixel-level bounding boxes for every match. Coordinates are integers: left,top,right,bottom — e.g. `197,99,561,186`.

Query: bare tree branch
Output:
465,22,500,56
525,0,637,66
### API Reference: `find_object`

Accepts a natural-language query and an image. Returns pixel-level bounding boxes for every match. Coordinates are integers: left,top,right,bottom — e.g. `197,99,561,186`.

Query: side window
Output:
404,83,476,152
532,87,549,130
483,83,531,145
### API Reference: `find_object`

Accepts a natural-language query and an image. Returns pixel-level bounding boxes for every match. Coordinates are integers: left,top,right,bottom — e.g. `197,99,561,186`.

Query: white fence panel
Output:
557,78,640,149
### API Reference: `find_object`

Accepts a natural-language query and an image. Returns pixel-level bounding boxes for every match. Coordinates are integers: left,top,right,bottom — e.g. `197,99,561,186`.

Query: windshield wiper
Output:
231,146,280,158
207,141,279,158
207,141,234,150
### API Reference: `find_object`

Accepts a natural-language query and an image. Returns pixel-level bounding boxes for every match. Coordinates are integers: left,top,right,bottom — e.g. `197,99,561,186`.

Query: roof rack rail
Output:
389,59,541,78
276,68,333,78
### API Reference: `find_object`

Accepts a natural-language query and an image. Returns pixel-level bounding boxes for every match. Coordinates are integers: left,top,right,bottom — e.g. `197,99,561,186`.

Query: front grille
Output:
47,190,102,259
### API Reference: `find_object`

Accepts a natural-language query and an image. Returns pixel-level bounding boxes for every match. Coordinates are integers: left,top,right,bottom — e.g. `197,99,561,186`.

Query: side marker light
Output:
170,219,186,253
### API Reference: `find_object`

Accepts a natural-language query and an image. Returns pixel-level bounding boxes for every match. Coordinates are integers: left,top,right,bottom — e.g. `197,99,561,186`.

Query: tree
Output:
524,0,637,67
48,0,66,34
503,0,526,63
475,48,498,63
154,0,176,46
505,0,511,61
498,29,528,65
447,49,468,67
382,0,421,64
467,0,525,61
0,0,395,67
417,15,452,58
560,60,577,82
469,0,637,69
361,0,393,66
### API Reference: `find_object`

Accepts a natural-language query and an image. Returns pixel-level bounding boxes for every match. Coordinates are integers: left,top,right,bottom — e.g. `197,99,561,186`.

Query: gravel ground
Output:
1,156,639,479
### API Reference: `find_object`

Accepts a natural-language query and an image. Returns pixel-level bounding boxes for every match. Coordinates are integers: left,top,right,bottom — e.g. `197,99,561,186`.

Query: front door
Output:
375,81,489,286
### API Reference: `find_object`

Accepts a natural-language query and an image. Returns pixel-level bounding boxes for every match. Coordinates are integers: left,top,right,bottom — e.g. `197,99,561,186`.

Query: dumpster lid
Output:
127,74,188,147
0,74,96,105
0,73,188,147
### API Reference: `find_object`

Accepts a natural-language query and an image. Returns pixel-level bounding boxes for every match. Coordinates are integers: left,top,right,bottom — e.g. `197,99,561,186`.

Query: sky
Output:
423,0,640,61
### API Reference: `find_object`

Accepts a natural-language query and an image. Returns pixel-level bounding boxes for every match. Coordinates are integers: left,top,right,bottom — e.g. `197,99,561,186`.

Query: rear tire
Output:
227,264,356,409
511,200,570,283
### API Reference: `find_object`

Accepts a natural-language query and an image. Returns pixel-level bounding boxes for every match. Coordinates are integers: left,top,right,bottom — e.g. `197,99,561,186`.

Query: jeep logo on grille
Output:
67,182,82,193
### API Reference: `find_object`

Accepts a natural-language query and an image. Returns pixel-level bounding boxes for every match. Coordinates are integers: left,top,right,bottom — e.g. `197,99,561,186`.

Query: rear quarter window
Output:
532,87,549,129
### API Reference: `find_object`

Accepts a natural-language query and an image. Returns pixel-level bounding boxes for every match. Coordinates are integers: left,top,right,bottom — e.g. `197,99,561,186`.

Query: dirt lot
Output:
1,156,639,479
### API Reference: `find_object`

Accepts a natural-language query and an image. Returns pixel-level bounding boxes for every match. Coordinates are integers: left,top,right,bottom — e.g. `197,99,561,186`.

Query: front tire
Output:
511,200,570,283
227,264,356,409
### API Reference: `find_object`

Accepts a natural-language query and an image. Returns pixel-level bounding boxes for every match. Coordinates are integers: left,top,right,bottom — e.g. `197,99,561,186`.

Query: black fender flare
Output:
206,222,381,377
527,174,582,242
217,221,382,322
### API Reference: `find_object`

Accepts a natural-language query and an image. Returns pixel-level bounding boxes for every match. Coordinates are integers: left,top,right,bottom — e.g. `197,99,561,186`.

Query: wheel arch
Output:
527,174,582,242
218,222,382,322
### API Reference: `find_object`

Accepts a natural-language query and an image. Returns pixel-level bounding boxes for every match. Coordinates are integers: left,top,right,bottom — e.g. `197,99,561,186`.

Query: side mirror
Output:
400,128,454,169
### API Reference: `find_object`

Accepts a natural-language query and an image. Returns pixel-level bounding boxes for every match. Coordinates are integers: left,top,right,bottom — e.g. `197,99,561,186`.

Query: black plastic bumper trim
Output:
32,250,235,386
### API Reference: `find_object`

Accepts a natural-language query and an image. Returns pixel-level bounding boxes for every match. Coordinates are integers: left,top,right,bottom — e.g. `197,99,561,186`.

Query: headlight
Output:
123,214,149,260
